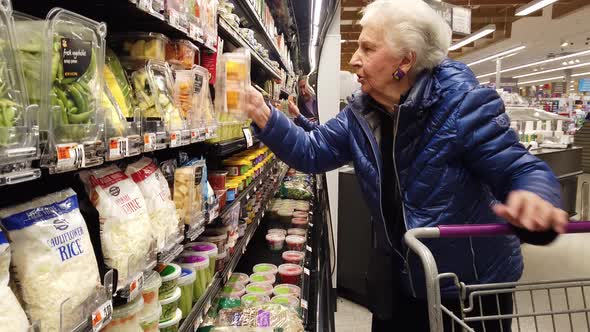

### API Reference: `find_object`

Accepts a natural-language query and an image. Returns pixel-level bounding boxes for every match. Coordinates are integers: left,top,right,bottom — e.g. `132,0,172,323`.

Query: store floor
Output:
335,174,590,332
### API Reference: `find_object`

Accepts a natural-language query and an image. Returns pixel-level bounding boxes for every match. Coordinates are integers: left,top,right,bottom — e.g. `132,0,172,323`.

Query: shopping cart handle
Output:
437,221,590,238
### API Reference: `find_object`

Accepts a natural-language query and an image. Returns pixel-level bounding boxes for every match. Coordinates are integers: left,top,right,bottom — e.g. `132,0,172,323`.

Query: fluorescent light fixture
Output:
516,0,559,16
520,75,564,85
467,45,526,67
513,62,590,78
576,59,580,63
475,49,590,78
449,24,496,51
561,42,570,47
573,71,590,77
562,62,568,65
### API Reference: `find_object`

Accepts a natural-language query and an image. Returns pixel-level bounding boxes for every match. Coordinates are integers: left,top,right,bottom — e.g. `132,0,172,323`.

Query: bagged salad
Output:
0,229,29,332
80,165,155,283
125,157,182,251
0,189,100,332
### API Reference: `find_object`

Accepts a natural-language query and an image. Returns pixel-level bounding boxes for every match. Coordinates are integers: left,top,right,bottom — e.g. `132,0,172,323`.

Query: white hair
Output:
359,0,452,73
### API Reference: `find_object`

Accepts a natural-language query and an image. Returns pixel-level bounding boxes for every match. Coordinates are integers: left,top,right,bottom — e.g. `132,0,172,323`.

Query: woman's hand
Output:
493,190,568,233
245,86,271,129
288,99,300,117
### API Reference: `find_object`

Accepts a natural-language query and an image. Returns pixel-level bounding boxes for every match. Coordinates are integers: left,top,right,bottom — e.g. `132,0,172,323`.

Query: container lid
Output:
287,228,307,236
139,303,162,324
265,233,285,242
112,295,144,319
241,293,270,306
278,264,304,276
285,235,306,245
253,263,278,275
143,271,162,292
210,170,229,176
158,308,182,328
178,254,210,270
198,233,228,242
271,295,299,308
249,272,276,284
177,268,196,286
221,283,245,296
203,225,231,236
292,211,308,218
159,287,182,305
277,209,294,217
273,284,301,297
245,282,274,295
282,251,305,262
217,250,228,259
174,39,199,51
159,263,182,282
184,242,218,256
228,273,249,285
291,218,308,225
267,228,287,236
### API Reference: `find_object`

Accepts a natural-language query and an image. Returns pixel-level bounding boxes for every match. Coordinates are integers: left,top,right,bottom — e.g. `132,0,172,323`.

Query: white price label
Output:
108,137,128,159
304,267,310,276
91,300,113,331
143,133,156,151
306,245,312,253
246,194,250,200
169,131,181,147
129,273,144,300
138,0,152,11
210,208,219,221
56,143,85,171
301,299,308,310
262,211,265,218
168,10,181,28
242,128,253,147
191,129,199,142
309,223,314,228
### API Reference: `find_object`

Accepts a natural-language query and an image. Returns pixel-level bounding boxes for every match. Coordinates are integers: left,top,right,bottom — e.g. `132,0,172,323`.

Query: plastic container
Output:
285,235,306,251
225,181,238,202
158,308,182,332
265,233,285,251
287,228,307,237
277,209,293,225
142,271,163,316
215,189,227,210
278,264,304,285
292,211,308,219
158,263,181,299
166,39,198,69
216,250,228,272
183,242,218,281
177,254,210,301
273,284,301,298
271,295,300,310
198,233,228,253
110,32,169,62
249,272,276,285
139,304,161,332
241,294,270,307
252,263,278,276
238,220,247,237
177,268,196,319
221,282,246,298
223,159,250,176
159,287,181,321
208,170,228,190
104,296,144,332
228,272,249,285
245,282,274,297
282,251,305,265
268,228,287,236
291,217,309,229
219,49,251,120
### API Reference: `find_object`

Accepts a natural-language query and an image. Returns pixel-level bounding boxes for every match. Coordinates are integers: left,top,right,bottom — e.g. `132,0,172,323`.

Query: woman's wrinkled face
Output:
349,25,402,99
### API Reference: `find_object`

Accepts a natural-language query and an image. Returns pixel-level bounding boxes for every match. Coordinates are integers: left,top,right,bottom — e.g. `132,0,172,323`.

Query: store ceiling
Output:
340,0,589,73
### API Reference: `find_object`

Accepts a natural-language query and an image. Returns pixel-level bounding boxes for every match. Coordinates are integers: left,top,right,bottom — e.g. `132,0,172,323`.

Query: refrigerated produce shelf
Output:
207,136,261,158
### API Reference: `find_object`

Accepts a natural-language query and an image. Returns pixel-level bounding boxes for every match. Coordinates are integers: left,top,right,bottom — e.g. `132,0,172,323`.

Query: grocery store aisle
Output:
335,297,372,332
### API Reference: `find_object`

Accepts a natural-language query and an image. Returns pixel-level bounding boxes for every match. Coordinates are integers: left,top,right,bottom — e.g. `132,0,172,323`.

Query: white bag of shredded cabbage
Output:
125,157,181,251
80,165,154,283
0,189,99,332
0,230,29,332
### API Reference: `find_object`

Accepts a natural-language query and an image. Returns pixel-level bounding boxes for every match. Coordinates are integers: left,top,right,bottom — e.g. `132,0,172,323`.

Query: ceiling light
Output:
513,62,590,79
516,0,559,16
467,45,526,67
561,42,570,47
449,24,496,51
519,75,564,85
572,71,590,77
475,49,590,78
569,60,575,64
562,62,568,65
576,59,580,63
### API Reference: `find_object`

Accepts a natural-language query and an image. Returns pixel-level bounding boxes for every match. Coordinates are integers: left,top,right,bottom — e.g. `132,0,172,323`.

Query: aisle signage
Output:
579,79,590,92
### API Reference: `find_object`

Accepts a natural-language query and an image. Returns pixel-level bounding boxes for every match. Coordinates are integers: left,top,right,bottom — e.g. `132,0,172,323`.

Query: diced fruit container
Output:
268,228,287,236
183,241,218,281
159,286,181,321
249,272,276,285
278,264,304,285
109,32,169,63
265,233,285,251
241,293,270,307
285,235,306,251
228,272,249,286
271,295,300,311
282,251,305,265
252,263,278,276
287,228,307,237
245,282,274,297
141,271,162,316
292,211,308,219
103,295,144,332
221,282,246,298
273,284,301,298
166,39,198,69
177,253,210,301
158,263,181,299
291,217,309,229
139,304,161,332
177,268,196,319
158,308,182,332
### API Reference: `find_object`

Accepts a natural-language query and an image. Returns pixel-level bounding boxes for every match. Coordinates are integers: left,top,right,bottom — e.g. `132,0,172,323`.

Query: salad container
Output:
159,286,181,321
221,282,246,298
249,272,276,285
245,282,274,297
241,293,270,307
273,284,301,298
158,308,182,332
184,241,218,281
103,295,144,332
109,32,168,62
271,295,300,311
177,254,209,301
141,271,163,316
176,268,195,319
252,263,278,276
139,304,161,332
228,272,249,285
158,263,181,299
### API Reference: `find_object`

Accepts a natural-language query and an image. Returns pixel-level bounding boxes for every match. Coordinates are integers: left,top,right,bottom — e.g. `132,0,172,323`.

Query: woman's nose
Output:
349,49,361,68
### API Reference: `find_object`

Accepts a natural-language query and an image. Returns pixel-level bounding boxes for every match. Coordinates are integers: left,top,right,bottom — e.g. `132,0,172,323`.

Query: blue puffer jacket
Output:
253,58,561,297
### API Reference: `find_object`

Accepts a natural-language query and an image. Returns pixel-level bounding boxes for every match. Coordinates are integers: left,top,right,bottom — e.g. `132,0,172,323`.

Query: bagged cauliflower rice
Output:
125,157,182,251
0,189,99,332
80,165,155,283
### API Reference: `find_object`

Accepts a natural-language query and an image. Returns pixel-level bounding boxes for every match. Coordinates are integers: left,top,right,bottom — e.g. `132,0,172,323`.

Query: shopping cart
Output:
404,222,590,332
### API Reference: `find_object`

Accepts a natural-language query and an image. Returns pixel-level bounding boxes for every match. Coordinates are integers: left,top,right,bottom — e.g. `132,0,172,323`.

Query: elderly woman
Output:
245,0,567,331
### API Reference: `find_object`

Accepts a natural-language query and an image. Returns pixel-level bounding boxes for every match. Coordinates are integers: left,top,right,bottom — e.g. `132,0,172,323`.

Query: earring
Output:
393,68,406,81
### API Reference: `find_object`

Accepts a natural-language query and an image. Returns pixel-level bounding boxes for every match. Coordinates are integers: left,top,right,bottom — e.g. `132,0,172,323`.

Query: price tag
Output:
242,128,253,147
129,273,144,300
108,137,128,159
309,223,314,228
168,10,181,28
262,211,265,218
306,245,312,253
138,0,152,11
246,194,250,200
56,143,85,171
143,133,156,152
301,299,308,310
191,129,199,143
169,131,181,147
304,267,310,276
209,207,219,221
92,300,113,331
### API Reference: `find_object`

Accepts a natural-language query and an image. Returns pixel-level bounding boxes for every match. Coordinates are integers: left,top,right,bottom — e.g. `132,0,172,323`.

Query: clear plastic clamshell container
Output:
216,49,250,121
186,0,204,41
0,2,40,185
165,0,189,32
109,32,168,63
173,67,194,146
202,0,218,48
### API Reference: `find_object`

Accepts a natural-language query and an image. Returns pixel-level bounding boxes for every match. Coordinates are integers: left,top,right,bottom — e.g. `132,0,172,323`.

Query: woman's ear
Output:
399,51,417,74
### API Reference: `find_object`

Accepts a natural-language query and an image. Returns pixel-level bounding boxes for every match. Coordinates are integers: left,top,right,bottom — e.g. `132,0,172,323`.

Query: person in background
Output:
296,75,318,119
243,0,568,331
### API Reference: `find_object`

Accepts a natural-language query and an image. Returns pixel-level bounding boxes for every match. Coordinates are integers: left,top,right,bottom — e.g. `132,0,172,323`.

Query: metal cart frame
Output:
404,222,590,332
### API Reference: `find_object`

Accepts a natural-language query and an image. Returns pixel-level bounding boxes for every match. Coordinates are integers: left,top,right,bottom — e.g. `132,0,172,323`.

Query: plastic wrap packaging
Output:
0,189,100,332
279,177,313,201
80,165,154,283
126,157,181,251
215,304,303,332
173,164,203,225
216,49,250,121
0,230,29,332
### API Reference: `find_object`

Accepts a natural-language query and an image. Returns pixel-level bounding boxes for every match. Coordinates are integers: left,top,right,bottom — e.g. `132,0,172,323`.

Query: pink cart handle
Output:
438,221,590,238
